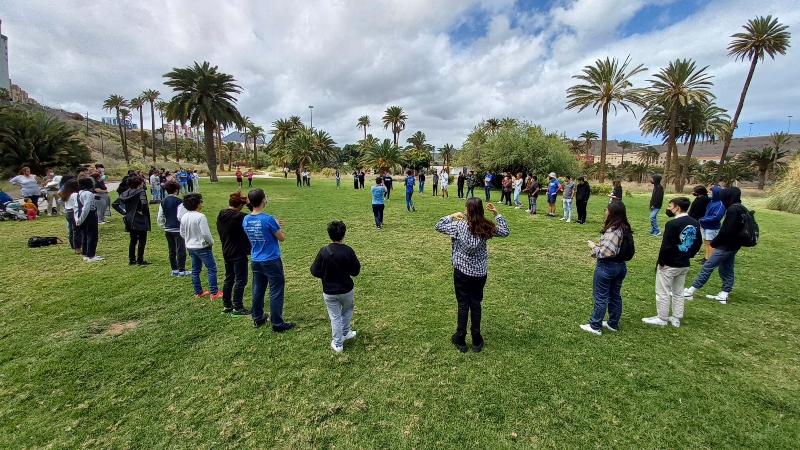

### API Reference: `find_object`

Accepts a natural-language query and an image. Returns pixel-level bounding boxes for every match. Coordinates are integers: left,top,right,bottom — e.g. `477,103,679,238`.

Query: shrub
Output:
267,165,277,172
71,113,84,121
320,168,337,178
625,190,633,197
591,183,612,195
766,155,800,214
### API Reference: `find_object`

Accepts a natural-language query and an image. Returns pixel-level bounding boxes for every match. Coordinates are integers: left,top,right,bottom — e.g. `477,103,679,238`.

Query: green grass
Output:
1,179,799,449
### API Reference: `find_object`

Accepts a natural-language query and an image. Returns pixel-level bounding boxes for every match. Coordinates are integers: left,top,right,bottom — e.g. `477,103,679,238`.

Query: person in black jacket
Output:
575,177,591,224
642,197,702,327
216,192,253,316
687,185,710,221
649,174,664,236
457,172,465,199
310,221,361,353
684,187,747,304
113,176,151,265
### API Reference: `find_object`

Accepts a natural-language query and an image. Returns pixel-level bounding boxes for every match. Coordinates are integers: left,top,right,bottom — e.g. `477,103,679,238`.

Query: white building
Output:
0,20,10,92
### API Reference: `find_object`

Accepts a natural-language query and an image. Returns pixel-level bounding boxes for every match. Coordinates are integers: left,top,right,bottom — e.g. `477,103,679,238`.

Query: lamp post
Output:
749,122,753,136
789,116,793,134
308,105,314,131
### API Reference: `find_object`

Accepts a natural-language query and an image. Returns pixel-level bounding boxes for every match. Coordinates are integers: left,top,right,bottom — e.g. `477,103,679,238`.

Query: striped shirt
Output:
592,228,623,259
435,215,510,277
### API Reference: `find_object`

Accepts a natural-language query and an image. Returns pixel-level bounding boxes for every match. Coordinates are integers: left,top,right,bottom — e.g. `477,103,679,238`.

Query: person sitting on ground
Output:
310,220,361,353
22,197,37,220
216,191,253,317
180,193,223,300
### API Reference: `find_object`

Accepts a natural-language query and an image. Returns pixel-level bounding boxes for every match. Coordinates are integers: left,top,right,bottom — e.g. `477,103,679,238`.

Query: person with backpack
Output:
697,186,726,264
75,177,103,262
580,200,632,335
684,187,749,305
649,174,664,236
113,176,152,266
642,197,702,328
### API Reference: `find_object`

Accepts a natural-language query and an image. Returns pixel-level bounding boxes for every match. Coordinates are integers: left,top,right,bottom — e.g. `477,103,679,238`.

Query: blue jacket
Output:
699,186,725,230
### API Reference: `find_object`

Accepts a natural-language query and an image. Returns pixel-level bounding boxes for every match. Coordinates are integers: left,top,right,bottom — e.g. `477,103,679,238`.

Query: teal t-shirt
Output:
371,185,386,205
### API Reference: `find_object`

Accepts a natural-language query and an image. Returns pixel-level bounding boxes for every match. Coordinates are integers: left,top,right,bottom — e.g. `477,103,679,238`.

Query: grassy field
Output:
0,178,798,449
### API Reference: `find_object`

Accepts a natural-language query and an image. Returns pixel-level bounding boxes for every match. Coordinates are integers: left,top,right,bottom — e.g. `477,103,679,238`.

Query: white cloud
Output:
2,0,798,150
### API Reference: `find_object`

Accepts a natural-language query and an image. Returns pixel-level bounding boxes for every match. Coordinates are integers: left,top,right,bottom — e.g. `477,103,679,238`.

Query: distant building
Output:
9,81,33,103
101,116,138,130
1,20,10,92
576,154,595,164
696,155,720,165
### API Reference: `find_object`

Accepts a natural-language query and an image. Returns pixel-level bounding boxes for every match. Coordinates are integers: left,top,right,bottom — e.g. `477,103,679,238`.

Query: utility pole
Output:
86,111,90,136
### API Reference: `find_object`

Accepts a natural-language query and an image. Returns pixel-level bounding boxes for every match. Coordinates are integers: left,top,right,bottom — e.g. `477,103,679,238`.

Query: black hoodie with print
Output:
649,174,664,209
711,187,747,252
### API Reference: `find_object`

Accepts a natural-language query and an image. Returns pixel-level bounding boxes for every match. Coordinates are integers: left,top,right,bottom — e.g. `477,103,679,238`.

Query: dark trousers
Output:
187,180,194,192
453,268,487,342
30,194,40,214
359,178,365,189
165,231,187,271
66,212,81,249
501,190,512,205
589,260,627,331
128,230,148,263
248,178,252,187
457,184,465,198
354,179,359,189
372,203,384,227
251,258,286,325
485,186,491,201
296,175,302,187
466,186,475,198
384,185,391,199
223,255,249,309
577,200,588,223
433,184,438,196
79,211,98,257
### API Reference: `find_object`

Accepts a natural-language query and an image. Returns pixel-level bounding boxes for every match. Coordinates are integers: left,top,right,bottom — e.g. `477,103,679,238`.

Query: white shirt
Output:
179,211,214,249
440,172,449,187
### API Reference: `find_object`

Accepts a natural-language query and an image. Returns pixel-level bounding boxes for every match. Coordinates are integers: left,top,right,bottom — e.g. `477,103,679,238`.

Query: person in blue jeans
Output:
371,177,387,228
419,172,425,193
649,174,664,236
243,188,296,332
216,191,253,316
404,169,416,212
484,170,493,201
581,201,631,335
179,193,222,300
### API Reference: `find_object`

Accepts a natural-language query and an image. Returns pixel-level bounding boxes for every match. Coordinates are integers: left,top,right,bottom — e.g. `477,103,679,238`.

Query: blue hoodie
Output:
699,186,725,230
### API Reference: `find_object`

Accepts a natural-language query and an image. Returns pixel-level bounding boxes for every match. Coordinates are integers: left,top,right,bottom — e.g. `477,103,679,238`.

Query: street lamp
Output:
308,105,314,131
749,122,753,136
789,116,793,134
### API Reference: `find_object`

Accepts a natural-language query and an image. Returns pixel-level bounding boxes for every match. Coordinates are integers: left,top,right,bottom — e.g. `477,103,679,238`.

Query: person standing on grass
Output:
236,168,243,189
43,168,61,216
246,169,254,188
157,181,189,276
404,169,416,212
192,170,200,192
435,198,509,353
684,187,746,305
113,176,152,266
688,185,710,222
561,175,576,222
575,176,590,224
243,188,296,332
466,170,477,198
353,169,360,190
180,193,223,301
484,170,493,202
284,166,289,178
526,175,540,215
382,170,393,199
642,197,702,328
178,168,189,194
501,173,513,206
697,186,725,264
90,171,111,224
359,170,366,189
75,177,102,262
546,172,560,217
419,171,426,194
371,177,387,228
296,168,302,187
335,170,341,189
580,200,631,335
432,170,439,197
150,171,162,201
9,166,41,216
440,168,450,198
457,172,465,199
216,192,253,317
60,178,82,254
310,220,361,353
649,174,664,236
513,172,524,209
608,179,623,203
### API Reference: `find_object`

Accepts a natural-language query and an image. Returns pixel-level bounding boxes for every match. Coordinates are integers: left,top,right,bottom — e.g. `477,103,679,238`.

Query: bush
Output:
267,165,277,172
625,190,633,197
766,155,800,214
320,168,338,178
591,183,612,195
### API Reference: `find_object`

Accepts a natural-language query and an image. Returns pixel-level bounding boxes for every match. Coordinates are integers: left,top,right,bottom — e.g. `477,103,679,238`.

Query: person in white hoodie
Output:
179,193,222,300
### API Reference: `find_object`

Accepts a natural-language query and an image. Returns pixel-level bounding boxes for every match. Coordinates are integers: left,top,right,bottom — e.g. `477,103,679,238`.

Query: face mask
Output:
665,209,676,218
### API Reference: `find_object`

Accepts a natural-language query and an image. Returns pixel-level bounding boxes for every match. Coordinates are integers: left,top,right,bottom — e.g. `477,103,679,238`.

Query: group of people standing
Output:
149,167,201,201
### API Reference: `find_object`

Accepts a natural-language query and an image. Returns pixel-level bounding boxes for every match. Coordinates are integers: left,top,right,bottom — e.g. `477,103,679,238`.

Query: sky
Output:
2,0,798,149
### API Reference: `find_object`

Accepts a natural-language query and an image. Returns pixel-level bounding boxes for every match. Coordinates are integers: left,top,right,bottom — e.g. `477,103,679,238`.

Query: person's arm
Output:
434,214,462,237
111,195,125,215
590,229,621,258
177,203,188,221
350,248,361,277
156,204,166,228
310,251,324,278
200,215,214,246
75,191,92,226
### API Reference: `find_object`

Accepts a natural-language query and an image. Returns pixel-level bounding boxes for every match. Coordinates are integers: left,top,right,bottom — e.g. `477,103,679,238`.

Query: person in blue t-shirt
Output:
242,188,296,332
404,169,416,212
371,177,387,228
546,172,561,217
484,170,493,202
177,168,189,194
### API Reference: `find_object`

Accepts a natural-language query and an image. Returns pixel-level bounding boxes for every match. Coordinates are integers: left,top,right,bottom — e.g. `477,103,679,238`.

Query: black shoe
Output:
471,332,484,352
472,341,485,352
253,314,270,328
451,333,468,353
697,258,707,265
136,261,152,266
231,308,251,317
221,307,234,314
272,322,296,333
129,261,136,265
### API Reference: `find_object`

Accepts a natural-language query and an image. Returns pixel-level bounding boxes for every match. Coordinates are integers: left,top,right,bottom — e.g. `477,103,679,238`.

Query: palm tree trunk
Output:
217,125,224,172
253,135,259,169
150,102,157,162
757,169,766,190
115,108,129,164
204,121,218,182
139,108,146,158
174,122,180,162
364,127,367,141
715,58,758,184
678,133,697,192
665,107,678,187
599,105,609,184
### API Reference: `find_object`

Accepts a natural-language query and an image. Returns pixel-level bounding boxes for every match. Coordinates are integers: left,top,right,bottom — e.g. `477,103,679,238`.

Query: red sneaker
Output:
210,291,224,300
194,290,209,299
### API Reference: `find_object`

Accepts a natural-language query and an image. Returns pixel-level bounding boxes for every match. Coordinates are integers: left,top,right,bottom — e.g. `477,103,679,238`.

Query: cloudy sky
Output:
2,0,798,149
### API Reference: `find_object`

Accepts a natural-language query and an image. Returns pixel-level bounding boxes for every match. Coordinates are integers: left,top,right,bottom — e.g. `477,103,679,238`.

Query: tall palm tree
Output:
102,94,130,164
740,146,790,189
715,15,791,184
130,96,147,158
644,59,714,189
618,140,633,165
578,131,599,156
676,101,729,191
568,139,584,156
310,129,338,165
483,118,501,134
142,89,160,162
224,141,238,171
357,115,371,140
439,143,455,173
163,61,246,181
501,117,518,129
155,99,168,152
382,106,408,146
119,108,132,161
637,145,660,167
246,121,265,168
566,56,648,183
405,131,427,151
361,139,403,173
767,131,792,176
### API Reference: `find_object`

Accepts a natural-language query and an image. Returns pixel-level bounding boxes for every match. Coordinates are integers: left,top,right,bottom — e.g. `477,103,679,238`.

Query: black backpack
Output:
28,236,62,248
738,207,759,247
617,231,635,261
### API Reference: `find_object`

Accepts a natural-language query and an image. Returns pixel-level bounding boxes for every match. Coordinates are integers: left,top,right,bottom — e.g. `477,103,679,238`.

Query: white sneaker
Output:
514,206,521,209
579,324,601,335
642,316,668,326
706,293,728,304
525,209,531,213
331,341,343,353
668,317,681,327
602,321,617,332
683,288,694,300
83,256,90,261
344,330,357,341
87,256,104,262
566,219,572,223
559,217,566,221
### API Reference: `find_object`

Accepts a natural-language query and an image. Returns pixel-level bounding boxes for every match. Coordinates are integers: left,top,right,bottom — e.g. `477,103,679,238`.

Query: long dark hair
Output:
465,198,496,239
601,200,632,234
59,179,80,202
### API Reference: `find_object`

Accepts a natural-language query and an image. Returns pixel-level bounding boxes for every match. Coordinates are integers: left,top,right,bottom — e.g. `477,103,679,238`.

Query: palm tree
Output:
382,106,408,146
163,61,246,181
501,117,518,129
568,139,584,156
618,140,633,165
358,133,381,156
102,94,130,164
566,56,648,183
119,107,132,161
310,129,338,165
357,115,371,140
405,131,427,151
246,121,265,168
155,100,168,152
439,144,455,173
715,16,791,184
740,146,791,189
129,96,147,159
578,130,599,156
361,138,403,173
483,118,501,134
676,101,730,191
637,145,660,167
767,131,792,177
142,89,160,162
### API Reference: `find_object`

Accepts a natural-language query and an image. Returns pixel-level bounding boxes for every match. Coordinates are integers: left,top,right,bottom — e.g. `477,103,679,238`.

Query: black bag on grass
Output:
27,236,62,248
